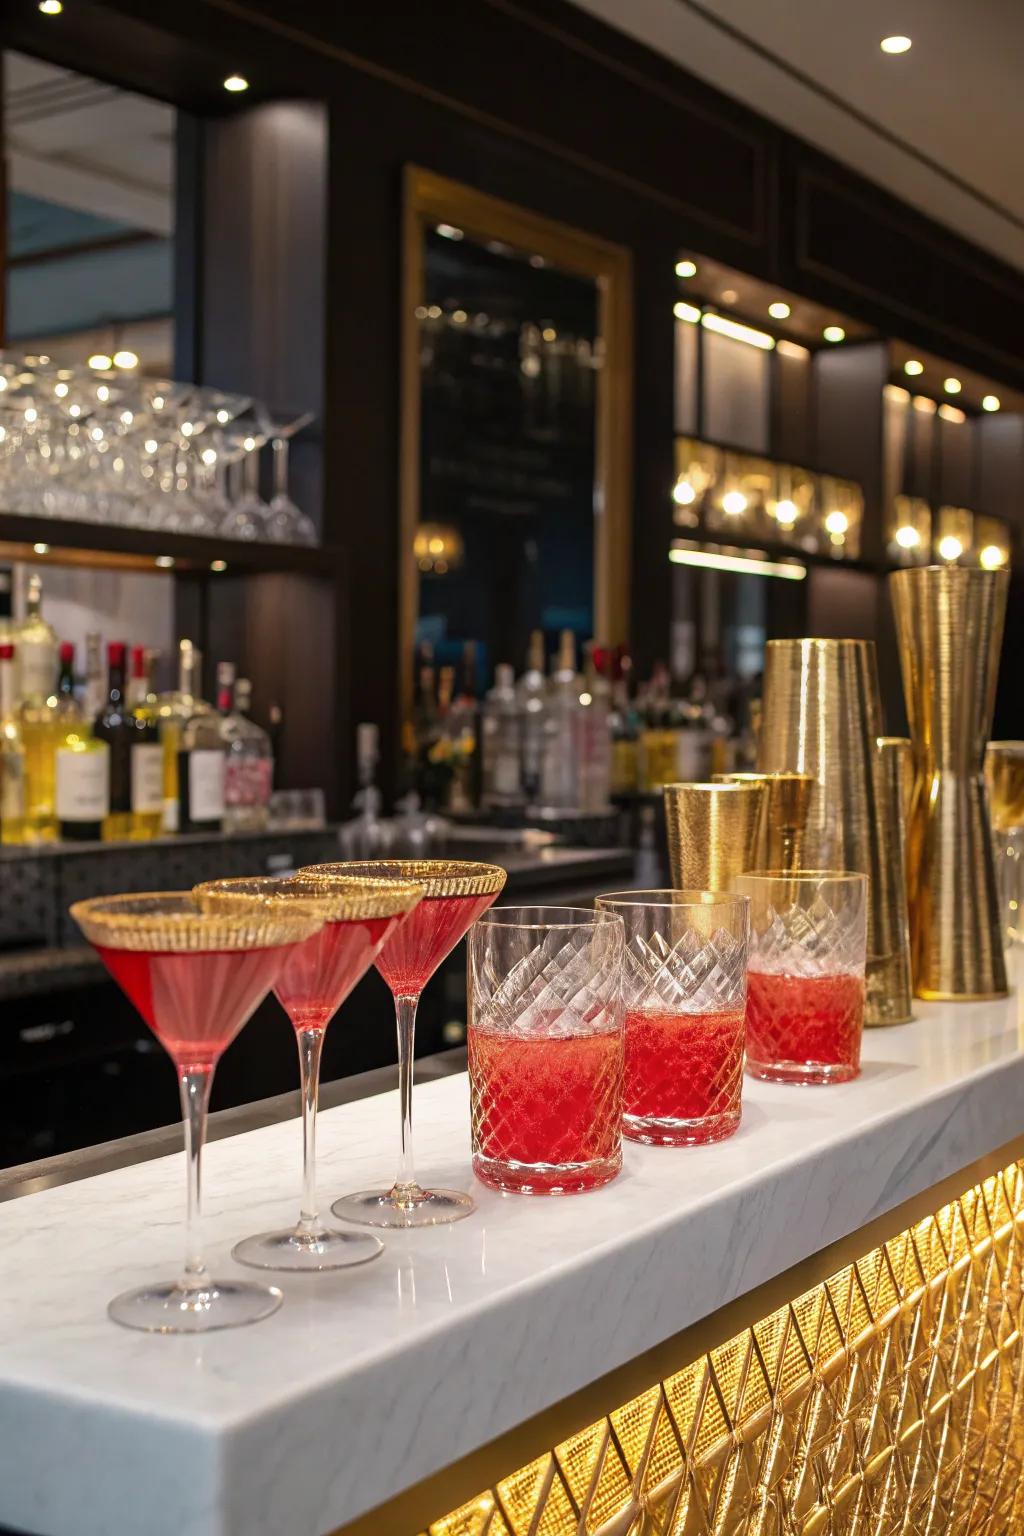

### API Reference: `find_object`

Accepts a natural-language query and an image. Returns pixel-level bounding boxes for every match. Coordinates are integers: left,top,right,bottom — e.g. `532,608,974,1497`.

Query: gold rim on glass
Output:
70,891,326,952
194,874,425,923
300,859,507,900
596,888,743,909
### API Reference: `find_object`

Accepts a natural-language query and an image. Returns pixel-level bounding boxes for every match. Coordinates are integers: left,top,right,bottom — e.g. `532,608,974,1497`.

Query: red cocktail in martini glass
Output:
301,860,506,1227
71,890,325,1332
195,873,424,1269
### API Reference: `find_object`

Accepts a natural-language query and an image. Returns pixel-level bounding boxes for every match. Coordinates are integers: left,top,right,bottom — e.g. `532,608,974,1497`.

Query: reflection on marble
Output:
0,995,1022,1536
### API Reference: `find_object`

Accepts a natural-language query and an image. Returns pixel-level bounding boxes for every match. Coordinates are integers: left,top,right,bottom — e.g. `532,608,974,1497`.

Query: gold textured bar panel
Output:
417,1159,1024,1535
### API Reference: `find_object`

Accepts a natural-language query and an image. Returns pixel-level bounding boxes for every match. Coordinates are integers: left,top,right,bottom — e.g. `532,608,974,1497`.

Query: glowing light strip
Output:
700,312,775,350
669,545,806,580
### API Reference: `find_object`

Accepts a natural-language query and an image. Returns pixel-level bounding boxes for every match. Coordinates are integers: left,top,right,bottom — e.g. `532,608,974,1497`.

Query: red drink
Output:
469,1023,623,1193
274,914,396,1030
375,892,495,995
623,1007,744,1145
745,969,865,1085
95,944,288,1071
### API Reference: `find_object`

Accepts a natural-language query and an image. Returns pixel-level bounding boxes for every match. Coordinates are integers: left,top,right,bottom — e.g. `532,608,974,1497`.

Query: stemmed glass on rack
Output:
194,872,424,1270
302,859,507,1227
71,890,325,1332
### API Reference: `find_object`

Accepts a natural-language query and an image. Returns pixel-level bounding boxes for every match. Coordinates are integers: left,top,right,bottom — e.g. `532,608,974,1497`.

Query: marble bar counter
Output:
1,992,1023,1536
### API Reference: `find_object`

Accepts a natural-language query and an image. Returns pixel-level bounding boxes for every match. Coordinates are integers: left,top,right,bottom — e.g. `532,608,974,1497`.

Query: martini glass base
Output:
108,1278,283,1333
333,1185,475,1229
232,1225,384,1271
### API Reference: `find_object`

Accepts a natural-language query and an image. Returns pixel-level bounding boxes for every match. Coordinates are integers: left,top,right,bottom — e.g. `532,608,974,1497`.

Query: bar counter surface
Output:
1,990,1022,1536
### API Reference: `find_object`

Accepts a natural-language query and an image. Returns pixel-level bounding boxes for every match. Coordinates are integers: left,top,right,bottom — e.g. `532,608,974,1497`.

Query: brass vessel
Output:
663,781,766,892
986,742,1024,832
712,771,813,872
758,638,911,1026
890,565,1009,1000
871,738,914,1023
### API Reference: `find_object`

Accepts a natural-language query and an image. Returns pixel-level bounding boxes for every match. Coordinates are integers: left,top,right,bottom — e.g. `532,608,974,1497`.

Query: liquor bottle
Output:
447,640,480,812
53,642,109,844
92,643,159,841
481,663,523,807
539,629,582,808
176,662,230,834
125,646,163,837
0,568,13,642
223,675,273,834
0,641,28,844
517,629,548,804
609,647,638,795
83,632,105,721
574,641,612,813
156,639,209,832
16,575,60,839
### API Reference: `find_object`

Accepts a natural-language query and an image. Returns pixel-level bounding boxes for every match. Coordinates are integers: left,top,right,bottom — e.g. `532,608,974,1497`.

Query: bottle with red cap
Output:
93,641,161,840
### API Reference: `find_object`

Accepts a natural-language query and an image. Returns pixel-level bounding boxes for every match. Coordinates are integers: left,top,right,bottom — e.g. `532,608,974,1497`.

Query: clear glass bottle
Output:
156,639,210,832
16,575,60,839
0,640,28,844
517,629,548,804
539,629,582,808
54,641,110,844
16,573,58,709
223,675,273,834
482,663,523,807
447,640,480,812
574,641,612,813
176,662,230,834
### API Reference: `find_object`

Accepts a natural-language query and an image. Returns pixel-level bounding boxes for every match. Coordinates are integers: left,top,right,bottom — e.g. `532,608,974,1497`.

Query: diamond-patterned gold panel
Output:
421,1161,1024,1536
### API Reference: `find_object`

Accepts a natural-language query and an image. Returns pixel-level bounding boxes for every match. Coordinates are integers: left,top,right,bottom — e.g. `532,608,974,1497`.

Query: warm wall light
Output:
32,543,50,555
938,535,963,562
701,313,775,350
938,404,966,424
669,544,806,580
913,394,937,414
672,480,696,506
675,259,697,278
980,545,1007,569
983,395,1001,412
112,350,138,369
38,0,63,13
884,384,911,404
944,377,962,394
87,353,112,371
674,301,701,324
210,560,228,573
155,556,175,569
436,223,463,241
895,524,922,549
768,301,791,320
824,510,850,535
721,491,748,515
777,339,809,360
223,74,249,92
880,35,912,53
774,499,798,526
823,325,846,343
904,359,924,376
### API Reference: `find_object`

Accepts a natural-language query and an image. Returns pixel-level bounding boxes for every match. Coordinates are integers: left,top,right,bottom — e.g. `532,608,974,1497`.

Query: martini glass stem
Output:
179,1066,214,1293
393,993,421,1200
297,1027,325,1234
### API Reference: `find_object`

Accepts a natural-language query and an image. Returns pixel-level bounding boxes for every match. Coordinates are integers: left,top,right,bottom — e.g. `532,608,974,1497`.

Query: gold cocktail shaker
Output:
890,565,1009,1000
663,781,766,892
758,638,913,1025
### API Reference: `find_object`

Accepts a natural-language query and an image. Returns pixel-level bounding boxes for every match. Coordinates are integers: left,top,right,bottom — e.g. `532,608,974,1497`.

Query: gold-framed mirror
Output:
400,165,632,715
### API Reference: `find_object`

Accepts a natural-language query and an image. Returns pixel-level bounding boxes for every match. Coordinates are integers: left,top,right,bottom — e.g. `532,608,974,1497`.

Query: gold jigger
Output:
712,771,813,871
758,637,911,1026
663,781,766,891
890,565,1009,1001
986,742,1024,832
872,738,913,1024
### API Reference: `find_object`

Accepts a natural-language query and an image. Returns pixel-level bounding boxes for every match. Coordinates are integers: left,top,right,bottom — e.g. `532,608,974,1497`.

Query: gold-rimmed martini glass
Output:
194,873,424,1270
300,860,507,1227
70,891,325,1332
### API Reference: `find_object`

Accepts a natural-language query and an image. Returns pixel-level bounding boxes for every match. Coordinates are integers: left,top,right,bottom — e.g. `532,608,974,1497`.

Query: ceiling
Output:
4,49,174,239
569,0,1024,274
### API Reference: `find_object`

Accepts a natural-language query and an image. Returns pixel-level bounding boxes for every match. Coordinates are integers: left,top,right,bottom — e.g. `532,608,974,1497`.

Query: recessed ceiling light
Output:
673,301,701,324
155,556,176,569
38,0,62,13
722,491,748,515
938,535,963,563
938,404,965,424
87,353,112,371
436,223,463,241
224,74,249,92
823,325,846,343
983,394,1001,412
113,350,138,369
904,359,924,376
980,545,1006,569
943,377,962,394
774,499,798,526
894,525,921,549
720,288,739,304
768,301,791,320
824,510,849,535
702,313,774,350
33,543,50,555
210,559,228,573
675,259,697,278
880,35,912,54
